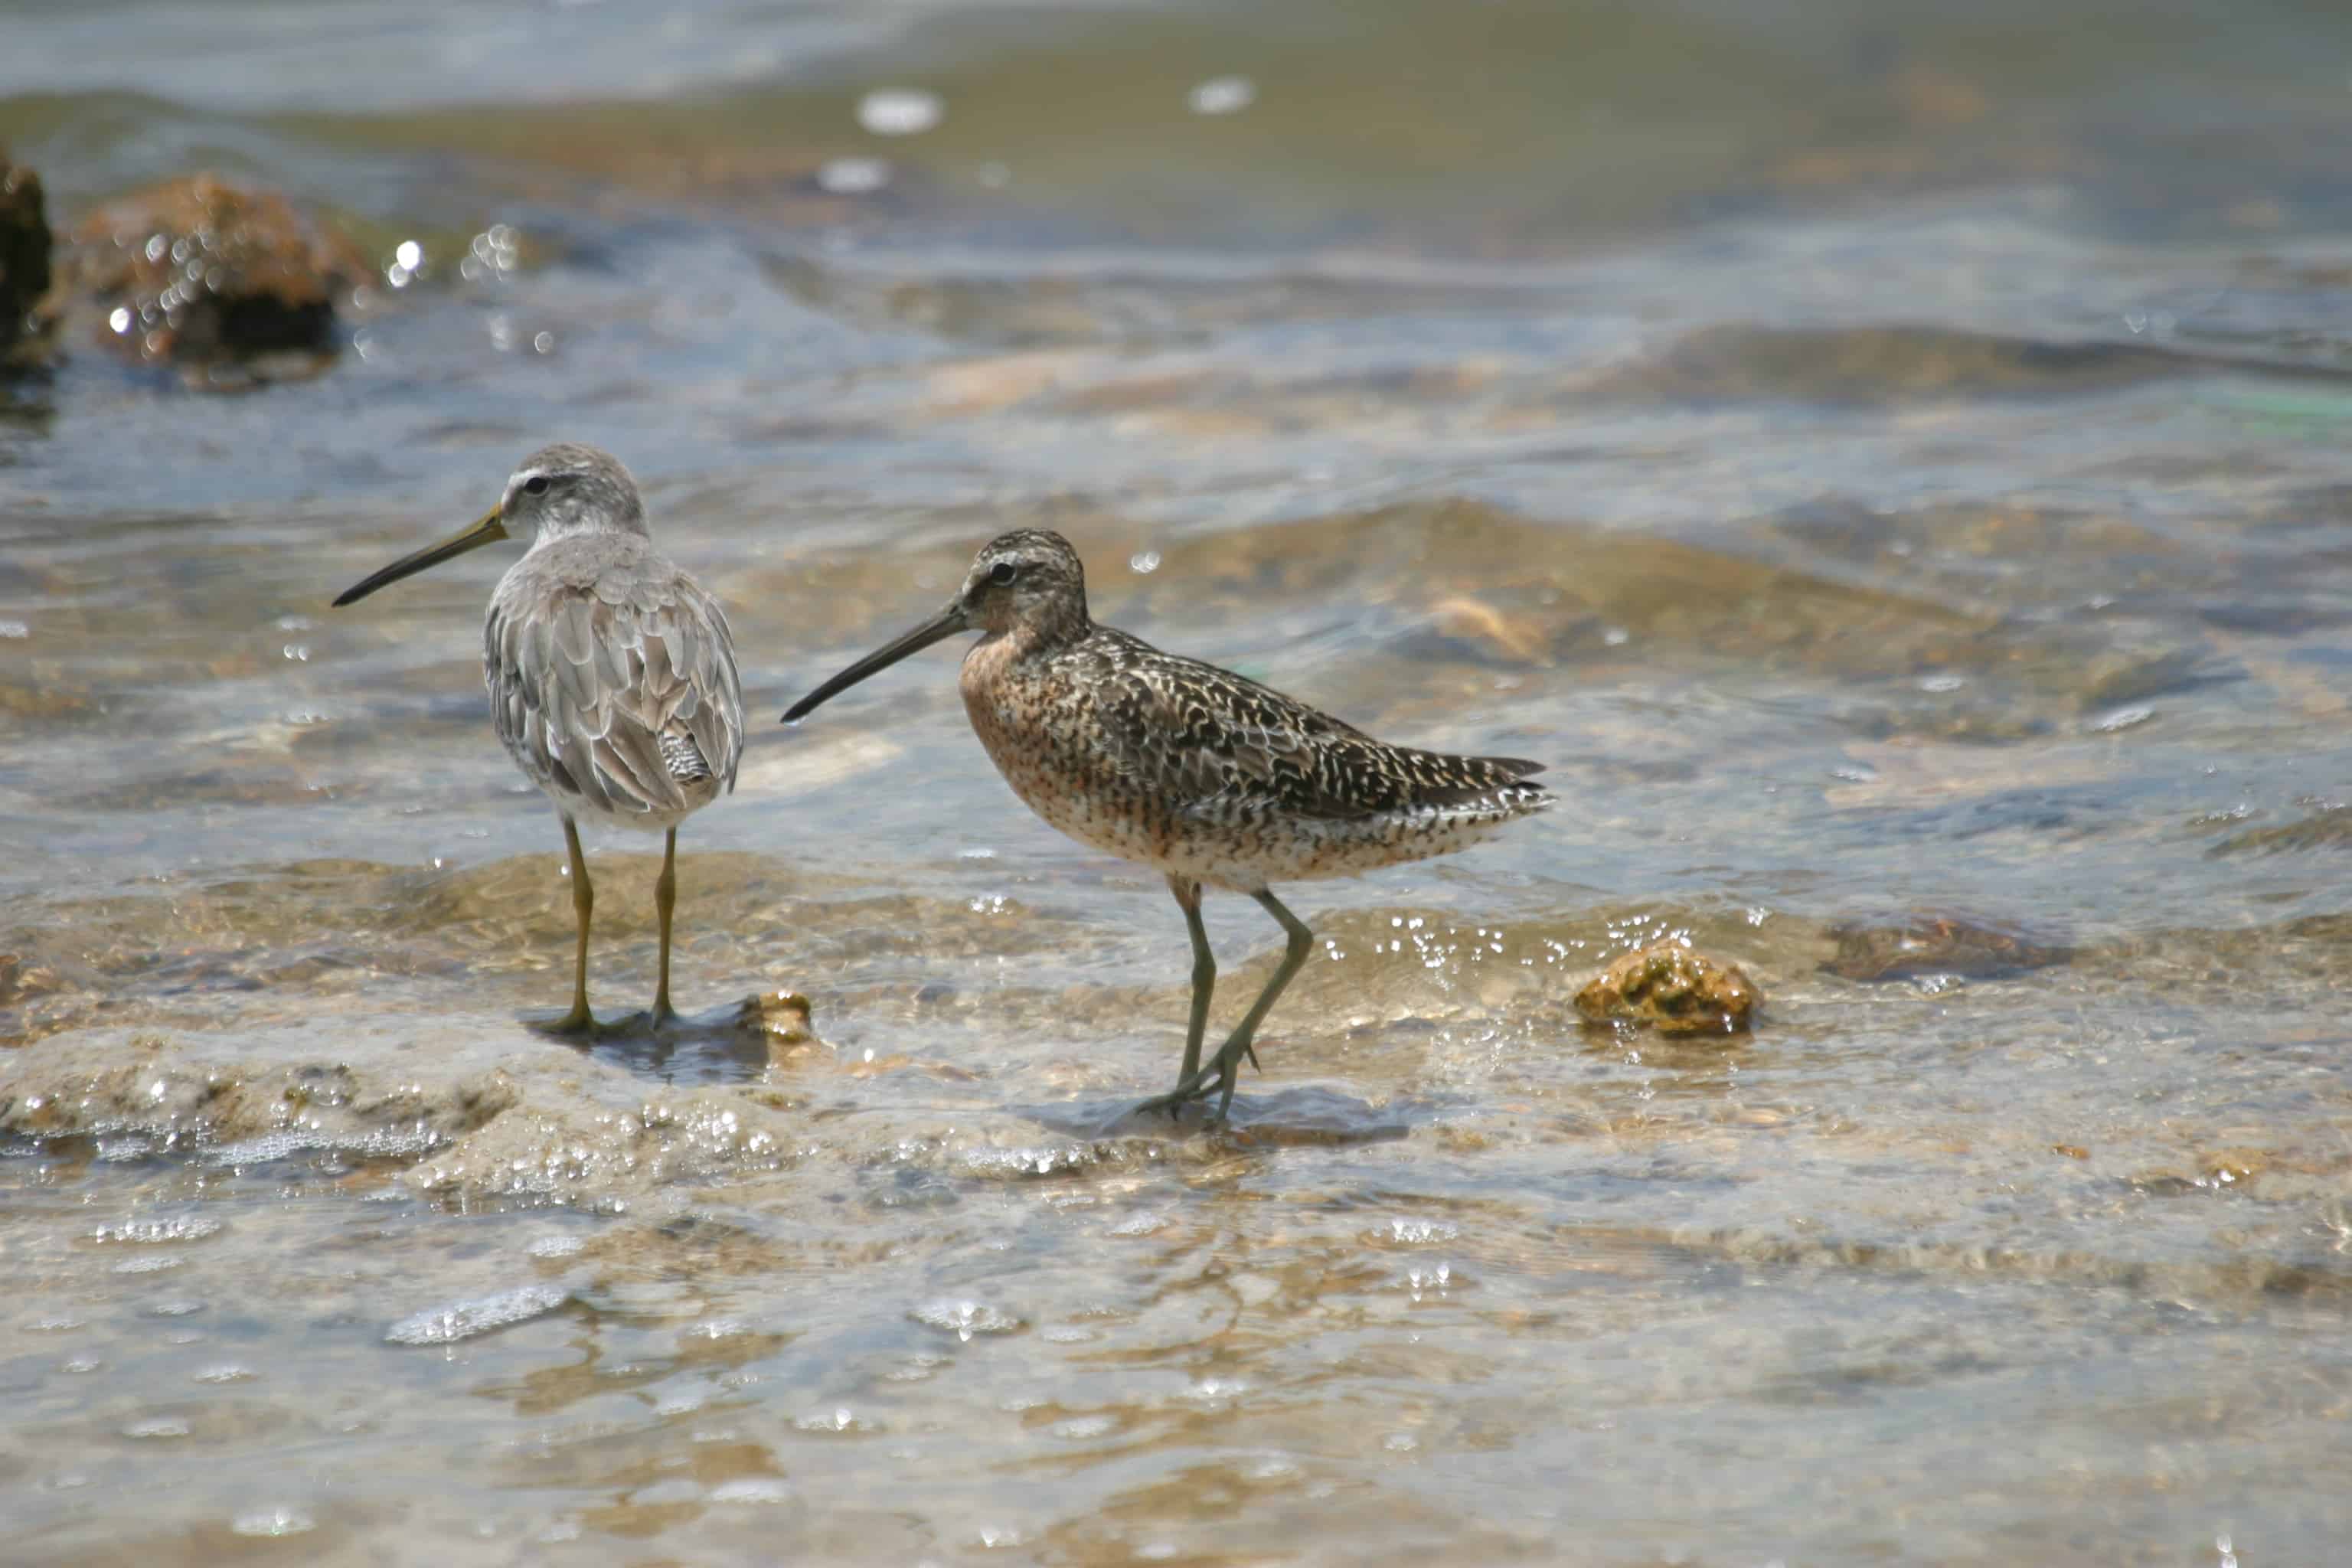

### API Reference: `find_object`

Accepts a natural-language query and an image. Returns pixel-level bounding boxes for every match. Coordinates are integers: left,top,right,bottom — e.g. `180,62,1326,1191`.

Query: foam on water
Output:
383,1285,570,1347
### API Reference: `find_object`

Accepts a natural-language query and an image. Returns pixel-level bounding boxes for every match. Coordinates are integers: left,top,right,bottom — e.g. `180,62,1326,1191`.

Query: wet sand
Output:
6,1,2352,1562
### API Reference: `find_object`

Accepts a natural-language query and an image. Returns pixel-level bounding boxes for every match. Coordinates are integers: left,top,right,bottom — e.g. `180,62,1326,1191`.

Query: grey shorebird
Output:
332,443,744,1031
782,529,1552,1118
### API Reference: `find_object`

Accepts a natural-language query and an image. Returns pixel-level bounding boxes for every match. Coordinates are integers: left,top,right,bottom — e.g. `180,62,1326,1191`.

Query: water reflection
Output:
5,0,2352,1560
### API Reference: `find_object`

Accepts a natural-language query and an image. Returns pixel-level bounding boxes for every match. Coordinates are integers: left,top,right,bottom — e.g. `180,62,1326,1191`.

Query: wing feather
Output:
678,583,744,792
483,551,744,818
1083,630,1547,822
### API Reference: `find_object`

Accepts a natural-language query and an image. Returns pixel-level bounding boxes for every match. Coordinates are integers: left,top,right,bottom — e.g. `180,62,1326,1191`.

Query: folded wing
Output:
1087,633,1547,822
486,573,744,817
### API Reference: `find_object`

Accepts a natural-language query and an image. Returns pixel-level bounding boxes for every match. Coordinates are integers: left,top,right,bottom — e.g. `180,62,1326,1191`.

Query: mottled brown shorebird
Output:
332,444,744,1031
782,530,1552,1118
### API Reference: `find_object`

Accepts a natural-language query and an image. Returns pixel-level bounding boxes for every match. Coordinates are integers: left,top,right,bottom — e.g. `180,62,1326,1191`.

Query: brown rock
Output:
1576,943,1760,1035
737,989,816,1049
61,174,374,366
0,149,51,341
2199,1148,2268,1184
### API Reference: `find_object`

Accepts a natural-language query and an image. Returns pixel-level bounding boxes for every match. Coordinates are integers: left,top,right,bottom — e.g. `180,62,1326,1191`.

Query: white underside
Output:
1019,784,1547,893
518,745,715,832
543,792,704,833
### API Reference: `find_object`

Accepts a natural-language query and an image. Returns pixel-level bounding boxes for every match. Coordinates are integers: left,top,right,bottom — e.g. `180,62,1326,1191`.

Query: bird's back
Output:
485,537,744,829
962,624,1550,891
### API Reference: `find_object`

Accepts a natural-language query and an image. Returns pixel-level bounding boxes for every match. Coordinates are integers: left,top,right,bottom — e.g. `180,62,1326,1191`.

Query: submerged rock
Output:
0,149,51,345
1595,324,2187,407
1426,593,1554,666
1575,942,1760,1034
1823,915,2071,982
0,947,85,1048
2204,805,2352,857
60,174,374,371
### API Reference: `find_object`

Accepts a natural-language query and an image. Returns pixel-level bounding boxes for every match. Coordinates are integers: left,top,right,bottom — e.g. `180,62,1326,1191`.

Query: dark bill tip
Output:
332,509,508,609
781,604,968,724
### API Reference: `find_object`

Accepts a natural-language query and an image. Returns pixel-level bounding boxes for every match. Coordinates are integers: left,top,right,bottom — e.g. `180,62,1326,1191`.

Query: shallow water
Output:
5,1,2352,1563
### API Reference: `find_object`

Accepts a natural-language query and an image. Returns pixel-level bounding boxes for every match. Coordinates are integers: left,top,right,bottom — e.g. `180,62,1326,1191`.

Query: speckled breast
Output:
959,641,1174,870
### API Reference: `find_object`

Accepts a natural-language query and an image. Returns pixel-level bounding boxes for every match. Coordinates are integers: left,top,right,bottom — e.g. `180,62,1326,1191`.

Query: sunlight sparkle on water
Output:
232,1507,316,1537
819,157,892,194
1187,75,1255,115
858,88,942,136
911,1298,1022,1341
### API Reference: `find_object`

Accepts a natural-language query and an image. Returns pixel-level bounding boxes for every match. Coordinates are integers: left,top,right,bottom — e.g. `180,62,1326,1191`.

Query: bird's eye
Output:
988,561,1018,586
523,475,550,496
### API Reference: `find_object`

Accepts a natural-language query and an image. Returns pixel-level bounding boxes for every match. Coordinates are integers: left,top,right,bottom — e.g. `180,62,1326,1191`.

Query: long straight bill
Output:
332,508,508,607
781,603,967,723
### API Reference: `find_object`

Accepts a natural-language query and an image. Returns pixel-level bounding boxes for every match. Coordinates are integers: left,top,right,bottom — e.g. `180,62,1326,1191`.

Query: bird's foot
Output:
1200,1034,1259,1118
1130,1081,1214,1123
1132,1049,1247,1124
1134,1066,1227,1122
541,1004,600,1037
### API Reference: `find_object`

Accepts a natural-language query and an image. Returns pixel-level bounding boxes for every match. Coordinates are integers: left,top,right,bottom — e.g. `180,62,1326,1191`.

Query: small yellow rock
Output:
738,990,814,1046
1575,943,1760,1035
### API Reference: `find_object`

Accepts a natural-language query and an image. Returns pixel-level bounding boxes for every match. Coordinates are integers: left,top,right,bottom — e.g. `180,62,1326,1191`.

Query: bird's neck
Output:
999,605,1091,661
529,517,649,550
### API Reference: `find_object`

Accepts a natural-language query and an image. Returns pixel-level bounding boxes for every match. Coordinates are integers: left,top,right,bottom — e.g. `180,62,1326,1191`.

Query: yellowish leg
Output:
652,827,679,1026
553,815,596,1034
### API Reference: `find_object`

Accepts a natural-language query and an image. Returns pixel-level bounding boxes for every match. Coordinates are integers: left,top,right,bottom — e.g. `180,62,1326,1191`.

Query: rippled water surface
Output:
5,2,2352,1563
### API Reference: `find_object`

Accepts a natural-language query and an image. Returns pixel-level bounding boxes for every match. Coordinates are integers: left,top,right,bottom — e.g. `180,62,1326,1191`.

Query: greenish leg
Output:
1135,887,1309,1122
652,827,679,1026
1201,889,1312,1119
553,815,596,1034
1171,876,1216,1089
